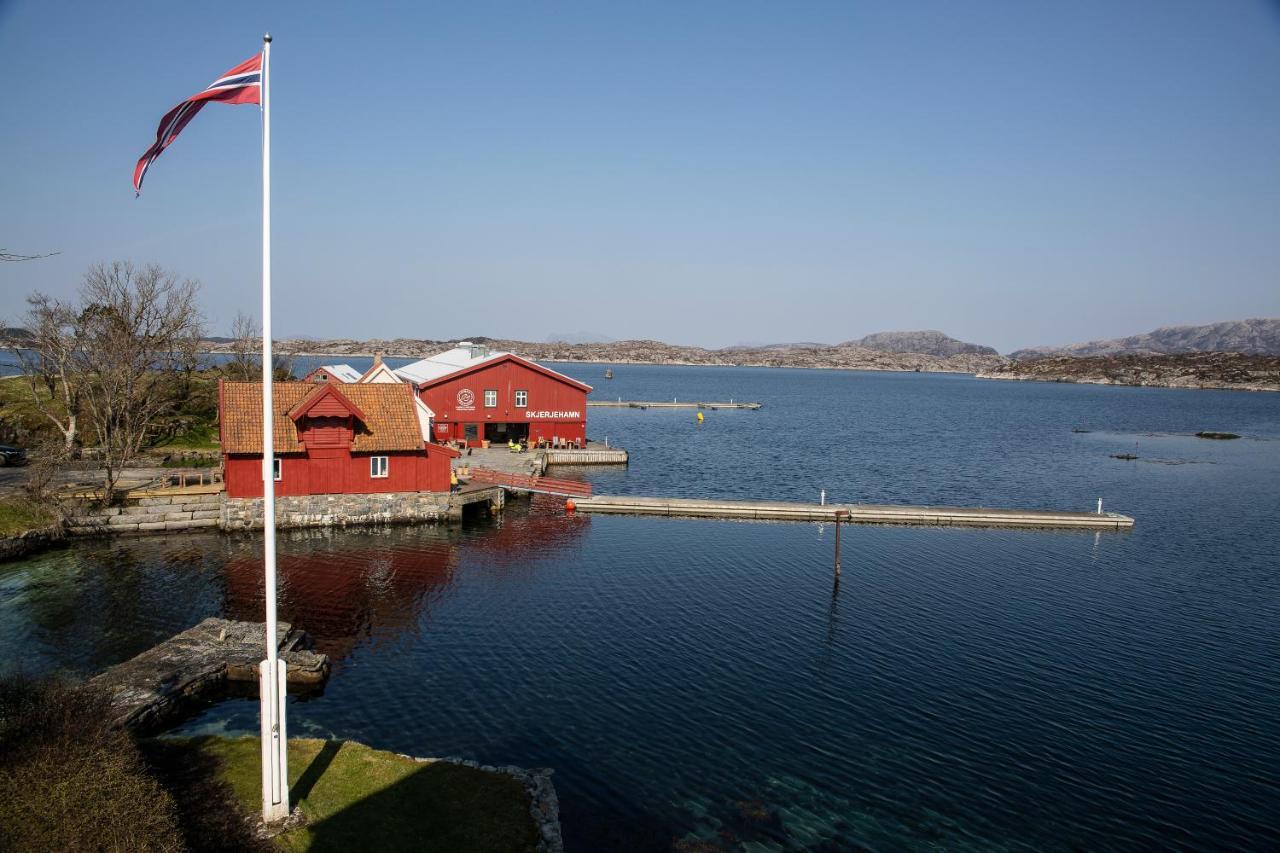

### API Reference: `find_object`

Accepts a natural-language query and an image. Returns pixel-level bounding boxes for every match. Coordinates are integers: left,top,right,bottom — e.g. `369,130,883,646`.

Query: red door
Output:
309,448,345,494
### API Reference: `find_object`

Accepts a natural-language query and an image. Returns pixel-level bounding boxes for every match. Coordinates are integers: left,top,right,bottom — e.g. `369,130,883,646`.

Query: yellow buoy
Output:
696,411,704,424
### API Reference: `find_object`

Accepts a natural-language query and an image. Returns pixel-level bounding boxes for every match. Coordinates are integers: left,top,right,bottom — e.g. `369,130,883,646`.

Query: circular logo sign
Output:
457,388,475,407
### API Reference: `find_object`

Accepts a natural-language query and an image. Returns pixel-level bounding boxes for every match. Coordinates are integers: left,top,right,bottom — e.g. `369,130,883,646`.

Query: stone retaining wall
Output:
65,492,222,536
222,491,454,531
50,489,474,543
0,526,62,560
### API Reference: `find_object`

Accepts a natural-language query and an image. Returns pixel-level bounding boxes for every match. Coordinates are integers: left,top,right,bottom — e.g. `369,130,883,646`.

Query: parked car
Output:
0,445,28,466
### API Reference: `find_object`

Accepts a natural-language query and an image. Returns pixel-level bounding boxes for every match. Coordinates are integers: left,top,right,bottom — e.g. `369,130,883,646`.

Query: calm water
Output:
3,365,1279,851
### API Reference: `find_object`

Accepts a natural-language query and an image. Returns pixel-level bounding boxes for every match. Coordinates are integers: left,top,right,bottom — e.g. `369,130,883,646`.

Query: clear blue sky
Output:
2,1,1278,353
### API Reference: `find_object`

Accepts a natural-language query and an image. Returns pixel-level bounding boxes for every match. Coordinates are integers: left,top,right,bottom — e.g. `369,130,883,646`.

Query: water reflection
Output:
223,527,461,663
220,500,590,664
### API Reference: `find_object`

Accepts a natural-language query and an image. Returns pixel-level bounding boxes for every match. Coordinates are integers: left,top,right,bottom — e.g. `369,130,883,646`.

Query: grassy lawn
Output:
166,736,539,853
0,497,56,537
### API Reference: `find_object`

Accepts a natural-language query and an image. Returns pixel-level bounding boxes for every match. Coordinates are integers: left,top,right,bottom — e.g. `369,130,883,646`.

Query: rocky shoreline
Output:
207,336,1007,374
978,352,1280,392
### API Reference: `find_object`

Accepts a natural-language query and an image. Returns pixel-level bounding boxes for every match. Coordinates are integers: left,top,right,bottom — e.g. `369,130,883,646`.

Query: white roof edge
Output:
318,363,362,382
392,347,592,391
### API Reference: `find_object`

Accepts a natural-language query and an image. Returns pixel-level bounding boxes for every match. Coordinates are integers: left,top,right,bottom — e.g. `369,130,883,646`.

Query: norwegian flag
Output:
133,53,262,194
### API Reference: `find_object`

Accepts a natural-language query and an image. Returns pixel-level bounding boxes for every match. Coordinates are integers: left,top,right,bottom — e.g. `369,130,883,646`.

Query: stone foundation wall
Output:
221,491,454,531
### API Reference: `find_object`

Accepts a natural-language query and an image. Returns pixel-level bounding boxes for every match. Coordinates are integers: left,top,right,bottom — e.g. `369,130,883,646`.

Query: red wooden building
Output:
395,343,592,448
219,380,459,499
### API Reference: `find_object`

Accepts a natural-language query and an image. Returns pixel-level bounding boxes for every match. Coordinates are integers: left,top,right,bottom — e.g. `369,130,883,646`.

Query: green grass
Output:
151,421,219,451
0,497,56,537
167,736,539,853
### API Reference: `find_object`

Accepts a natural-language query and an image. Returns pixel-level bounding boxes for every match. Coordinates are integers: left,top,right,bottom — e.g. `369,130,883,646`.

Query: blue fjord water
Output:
2,364,1279,851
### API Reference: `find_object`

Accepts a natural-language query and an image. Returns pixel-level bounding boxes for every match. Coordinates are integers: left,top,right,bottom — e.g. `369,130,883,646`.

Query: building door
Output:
309,448,345,494
486,423,528,444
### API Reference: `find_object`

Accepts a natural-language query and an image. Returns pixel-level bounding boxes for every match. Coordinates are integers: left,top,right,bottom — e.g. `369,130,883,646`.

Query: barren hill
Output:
1012,318,1280,361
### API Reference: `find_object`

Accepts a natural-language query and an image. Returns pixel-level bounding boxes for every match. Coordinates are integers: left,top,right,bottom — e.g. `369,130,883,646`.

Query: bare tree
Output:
74,262,204,503
227,311,260,380
22,437,69,528
12,294,85,454
1,249,59,262
273,337,302,381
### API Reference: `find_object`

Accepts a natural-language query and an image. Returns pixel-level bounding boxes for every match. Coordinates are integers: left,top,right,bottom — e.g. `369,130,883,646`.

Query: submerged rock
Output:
1195,431,1240,440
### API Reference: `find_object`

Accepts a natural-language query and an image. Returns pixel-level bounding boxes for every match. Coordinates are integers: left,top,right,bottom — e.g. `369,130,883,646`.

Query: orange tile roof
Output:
220,381,424,454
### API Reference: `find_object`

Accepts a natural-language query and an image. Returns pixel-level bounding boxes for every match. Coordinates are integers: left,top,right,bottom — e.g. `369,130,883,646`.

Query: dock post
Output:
1097,498,1103,515
833,510,848,577
820,489,826,506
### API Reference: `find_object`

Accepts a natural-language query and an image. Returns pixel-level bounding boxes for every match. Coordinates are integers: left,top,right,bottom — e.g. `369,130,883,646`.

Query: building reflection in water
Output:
221,497,590,664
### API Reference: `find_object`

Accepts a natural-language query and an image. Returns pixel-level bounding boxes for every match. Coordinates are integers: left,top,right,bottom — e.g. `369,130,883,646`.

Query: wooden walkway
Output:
466,467,593,498
570,495,1134,530
587,400,762,410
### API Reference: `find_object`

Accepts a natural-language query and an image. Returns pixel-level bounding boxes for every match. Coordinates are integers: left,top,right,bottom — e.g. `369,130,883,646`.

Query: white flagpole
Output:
257,31,289,824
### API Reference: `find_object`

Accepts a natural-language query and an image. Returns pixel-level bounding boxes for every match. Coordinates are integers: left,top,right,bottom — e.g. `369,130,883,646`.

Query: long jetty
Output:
570,495,1134,530
587,400,762,410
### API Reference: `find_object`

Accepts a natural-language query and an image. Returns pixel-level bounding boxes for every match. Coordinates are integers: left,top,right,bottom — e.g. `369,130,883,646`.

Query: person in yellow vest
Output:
450,469,459,492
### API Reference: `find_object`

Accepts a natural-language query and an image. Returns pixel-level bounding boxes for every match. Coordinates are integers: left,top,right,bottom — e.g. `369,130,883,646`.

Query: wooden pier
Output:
570,495,1134,530
544,447,629,465
587,400,762,410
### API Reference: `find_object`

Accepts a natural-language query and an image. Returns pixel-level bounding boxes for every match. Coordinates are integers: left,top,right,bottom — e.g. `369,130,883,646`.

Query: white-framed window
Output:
484,389,498,408
272,458,282,481
515,390,528,408
370,456,389,478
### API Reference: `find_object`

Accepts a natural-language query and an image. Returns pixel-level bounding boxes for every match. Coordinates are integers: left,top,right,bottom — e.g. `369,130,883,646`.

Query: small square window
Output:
484,390,498,408
515,390,528,408
371,456,389,478
272,458,282,481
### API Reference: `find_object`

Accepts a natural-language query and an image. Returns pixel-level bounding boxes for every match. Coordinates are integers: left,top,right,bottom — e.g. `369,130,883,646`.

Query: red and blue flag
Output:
132,53,262,194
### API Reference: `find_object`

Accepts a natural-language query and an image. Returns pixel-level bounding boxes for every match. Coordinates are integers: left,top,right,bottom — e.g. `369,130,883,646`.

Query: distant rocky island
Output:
212,330,1007,374
1011,318,1280,360
980,352,1280,392
194,319,1280,391
209,327,1008,371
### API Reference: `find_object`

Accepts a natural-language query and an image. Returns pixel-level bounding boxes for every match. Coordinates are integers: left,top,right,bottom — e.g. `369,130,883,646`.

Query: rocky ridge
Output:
844,330,999,357
979,352,1280,392
1012,318,1280,360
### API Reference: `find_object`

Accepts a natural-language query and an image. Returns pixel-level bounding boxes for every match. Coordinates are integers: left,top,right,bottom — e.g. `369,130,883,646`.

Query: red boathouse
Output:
219,380,459,499
395,343,592,448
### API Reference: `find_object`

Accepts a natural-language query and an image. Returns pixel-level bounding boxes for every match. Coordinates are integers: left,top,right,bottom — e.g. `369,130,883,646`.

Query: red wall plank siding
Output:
419,359,588,447
224,444,453,499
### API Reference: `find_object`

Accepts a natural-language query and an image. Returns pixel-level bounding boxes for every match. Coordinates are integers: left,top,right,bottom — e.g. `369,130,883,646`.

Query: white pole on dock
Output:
257,33,289,825
1097,498,1103,515
820,489,826,505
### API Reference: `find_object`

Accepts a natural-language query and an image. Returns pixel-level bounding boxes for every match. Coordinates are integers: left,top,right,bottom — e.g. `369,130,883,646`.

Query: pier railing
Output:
466,467,594,499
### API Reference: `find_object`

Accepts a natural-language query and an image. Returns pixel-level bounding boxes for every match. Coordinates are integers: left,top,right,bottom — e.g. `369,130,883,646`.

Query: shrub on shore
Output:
0,675,185,852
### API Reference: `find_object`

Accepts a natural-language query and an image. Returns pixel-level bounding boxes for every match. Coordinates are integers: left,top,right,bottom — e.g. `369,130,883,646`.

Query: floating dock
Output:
587,400,761,410
570,496,1134,530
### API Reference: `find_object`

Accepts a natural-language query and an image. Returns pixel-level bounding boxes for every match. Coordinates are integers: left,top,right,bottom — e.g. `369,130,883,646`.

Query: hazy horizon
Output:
3,1,1278,353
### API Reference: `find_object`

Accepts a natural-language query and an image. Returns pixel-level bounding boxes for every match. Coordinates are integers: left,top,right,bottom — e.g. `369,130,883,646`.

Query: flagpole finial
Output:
263,33,272,43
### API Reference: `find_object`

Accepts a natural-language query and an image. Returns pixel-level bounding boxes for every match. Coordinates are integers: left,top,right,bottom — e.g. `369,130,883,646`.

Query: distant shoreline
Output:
195,347,1280,390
